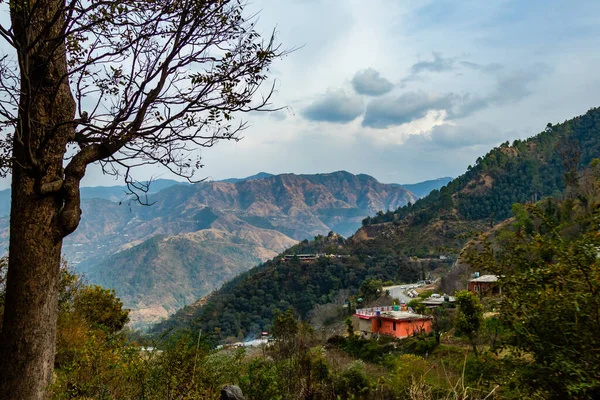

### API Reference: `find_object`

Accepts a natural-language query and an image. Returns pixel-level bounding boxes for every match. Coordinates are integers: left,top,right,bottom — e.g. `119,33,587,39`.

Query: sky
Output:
3,0,600,187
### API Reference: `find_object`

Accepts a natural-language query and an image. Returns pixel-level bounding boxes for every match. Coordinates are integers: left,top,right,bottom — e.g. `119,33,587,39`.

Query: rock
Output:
221,385,245,400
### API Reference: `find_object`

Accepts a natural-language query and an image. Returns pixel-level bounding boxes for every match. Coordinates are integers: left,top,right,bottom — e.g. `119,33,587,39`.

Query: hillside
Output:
152,107,600,339
88,215,296,328
150,230,448,339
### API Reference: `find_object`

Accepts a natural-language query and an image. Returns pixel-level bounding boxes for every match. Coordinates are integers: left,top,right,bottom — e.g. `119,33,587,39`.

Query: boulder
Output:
221,385,245,400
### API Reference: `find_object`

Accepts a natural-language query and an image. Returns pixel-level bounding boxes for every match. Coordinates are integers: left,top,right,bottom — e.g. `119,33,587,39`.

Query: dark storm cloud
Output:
302,89,364,123
351,68,394,96
362,91,455,129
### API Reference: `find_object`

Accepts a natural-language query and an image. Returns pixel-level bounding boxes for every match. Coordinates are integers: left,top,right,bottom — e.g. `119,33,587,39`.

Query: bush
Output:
334,361,370,399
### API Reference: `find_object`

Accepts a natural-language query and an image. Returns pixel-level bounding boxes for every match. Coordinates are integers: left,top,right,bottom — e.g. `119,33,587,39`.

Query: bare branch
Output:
0,0,287,230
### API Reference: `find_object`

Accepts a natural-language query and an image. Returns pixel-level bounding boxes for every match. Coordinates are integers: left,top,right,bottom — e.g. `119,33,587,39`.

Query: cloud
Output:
418,123,507,149
362,63,550,129
411,52,455,74
351,68,393,96
302,89,364,123
460,61,504,74
452,63,551,118
362,91,455,129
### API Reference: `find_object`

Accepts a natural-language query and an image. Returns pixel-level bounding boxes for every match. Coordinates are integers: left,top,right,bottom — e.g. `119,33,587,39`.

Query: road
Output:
382,285,414,304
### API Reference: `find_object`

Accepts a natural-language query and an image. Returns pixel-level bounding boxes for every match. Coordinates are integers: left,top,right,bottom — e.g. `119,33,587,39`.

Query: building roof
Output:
355,308,431,321
379,310,431,321
470,275,498,283
421,296,456,306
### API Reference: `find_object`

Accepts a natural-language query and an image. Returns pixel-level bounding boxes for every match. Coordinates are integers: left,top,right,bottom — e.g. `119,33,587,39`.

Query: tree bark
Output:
0,0,76,398
0,173,64,399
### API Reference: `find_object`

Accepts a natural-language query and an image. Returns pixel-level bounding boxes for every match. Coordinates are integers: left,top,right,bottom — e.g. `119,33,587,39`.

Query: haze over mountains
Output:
0,171,450,327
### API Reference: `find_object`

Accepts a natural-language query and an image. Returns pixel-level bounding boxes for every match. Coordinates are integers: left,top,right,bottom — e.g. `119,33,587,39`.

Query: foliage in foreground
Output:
467,165,600,399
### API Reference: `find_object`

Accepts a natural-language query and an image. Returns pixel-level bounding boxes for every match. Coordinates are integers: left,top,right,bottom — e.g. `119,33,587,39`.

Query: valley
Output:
0,171,436,327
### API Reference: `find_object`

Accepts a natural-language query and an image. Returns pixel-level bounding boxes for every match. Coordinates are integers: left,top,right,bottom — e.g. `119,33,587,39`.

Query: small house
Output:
468,275,500,297
354,307,432,339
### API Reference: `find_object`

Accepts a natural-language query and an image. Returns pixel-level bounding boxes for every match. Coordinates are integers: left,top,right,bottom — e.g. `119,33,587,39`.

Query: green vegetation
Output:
151,234,427,339
465,165,600,398
6,271,499,399
454,291,484,356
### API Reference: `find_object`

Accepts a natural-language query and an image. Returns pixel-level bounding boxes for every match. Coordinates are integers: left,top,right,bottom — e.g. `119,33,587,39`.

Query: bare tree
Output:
0,0,284,397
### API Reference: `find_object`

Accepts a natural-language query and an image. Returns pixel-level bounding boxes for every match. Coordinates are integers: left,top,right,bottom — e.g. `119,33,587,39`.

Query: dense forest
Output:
363,107,600,226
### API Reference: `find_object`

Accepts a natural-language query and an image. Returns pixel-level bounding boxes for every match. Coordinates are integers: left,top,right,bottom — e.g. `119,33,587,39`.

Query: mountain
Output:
79,178,189,202
38,171,416,326
219,172,274,183
88,215,296,327
151,107,600,339
67,171,415,256
395,177,453,198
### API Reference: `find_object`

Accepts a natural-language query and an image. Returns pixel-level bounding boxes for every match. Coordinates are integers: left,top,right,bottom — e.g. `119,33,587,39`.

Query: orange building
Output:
354,308,433,339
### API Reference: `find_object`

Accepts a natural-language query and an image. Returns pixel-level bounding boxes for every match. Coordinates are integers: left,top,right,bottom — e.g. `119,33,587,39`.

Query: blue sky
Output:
3,0,600,187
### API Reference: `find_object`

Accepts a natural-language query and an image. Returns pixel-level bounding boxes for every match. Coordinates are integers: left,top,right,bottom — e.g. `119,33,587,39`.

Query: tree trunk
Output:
0,0,76,397
0,174,63,399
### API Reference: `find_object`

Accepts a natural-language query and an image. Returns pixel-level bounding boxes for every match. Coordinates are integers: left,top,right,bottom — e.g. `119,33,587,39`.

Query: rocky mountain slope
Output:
4,171,413,327
62,171,416,267
88,215,296,327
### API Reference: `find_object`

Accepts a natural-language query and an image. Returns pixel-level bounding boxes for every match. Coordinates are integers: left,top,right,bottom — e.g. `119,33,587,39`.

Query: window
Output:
393,321,396,331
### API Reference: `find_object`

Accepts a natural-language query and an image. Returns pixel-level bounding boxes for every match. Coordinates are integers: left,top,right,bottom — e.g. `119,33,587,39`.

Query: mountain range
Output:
1,171,450,327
